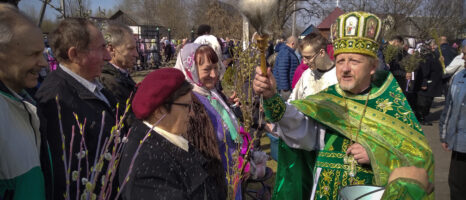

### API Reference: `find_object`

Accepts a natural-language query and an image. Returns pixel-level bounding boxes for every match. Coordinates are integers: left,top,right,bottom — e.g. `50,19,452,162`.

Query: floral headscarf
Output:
194,35,227,79
174,43,205,92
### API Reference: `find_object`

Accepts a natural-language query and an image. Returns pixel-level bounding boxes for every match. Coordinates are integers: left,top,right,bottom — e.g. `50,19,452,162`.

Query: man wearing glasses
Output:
269,32,339,200
289,33,338,101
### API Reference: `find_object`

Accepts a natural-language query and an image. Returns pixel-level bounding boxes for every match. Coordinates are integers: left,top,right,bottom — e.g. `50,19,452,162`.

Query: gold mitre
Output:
331,11,382,58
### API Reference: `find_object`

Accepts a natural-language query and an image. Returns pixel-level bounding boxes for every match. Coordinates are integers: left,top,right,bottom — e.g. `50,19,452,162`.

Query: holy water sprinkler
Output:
237,0,278,75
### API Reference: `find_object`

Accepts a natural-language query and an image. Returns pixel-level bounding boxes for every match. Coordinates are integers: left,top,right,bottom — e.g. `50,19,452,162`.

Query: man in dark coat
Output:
388,36,409,92
436,36,459,96
437,36,458,67
273,36,299,100
35,19,119,200
99,23,137,125
119,68,226,200
415,45,444,125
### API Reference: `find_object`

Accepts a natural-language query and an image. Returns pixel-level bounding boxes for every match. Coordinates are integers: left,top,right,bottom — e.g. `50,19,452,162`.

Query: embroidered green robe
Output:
264,71,434,200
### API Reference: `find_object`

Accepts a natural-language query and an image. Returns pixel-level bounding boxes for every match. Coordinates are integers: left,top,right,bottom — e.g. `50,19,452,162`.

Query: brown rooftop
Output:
317,7,344,29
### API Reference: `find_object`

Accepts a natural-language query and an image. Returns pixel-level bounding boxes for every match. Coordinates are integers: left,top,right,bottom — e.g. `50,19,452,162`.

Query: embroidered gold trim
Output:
316,161,373,174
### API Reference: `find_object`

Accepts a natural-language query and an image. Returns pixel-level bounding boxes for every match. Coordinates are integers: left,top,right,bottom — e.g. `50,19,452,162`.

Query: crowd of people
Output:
125,25,239,71
1,2,466,200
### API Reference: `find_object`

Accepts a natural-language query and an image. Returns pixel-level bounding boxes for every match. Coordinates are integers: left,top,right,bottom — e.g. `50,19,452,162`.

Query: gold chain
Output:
342,89,370,184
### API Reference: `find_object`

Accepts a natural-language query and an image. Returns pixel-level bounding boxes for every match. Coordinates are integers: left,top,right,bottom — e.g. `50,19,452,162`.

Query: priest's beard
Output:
339,83,357,92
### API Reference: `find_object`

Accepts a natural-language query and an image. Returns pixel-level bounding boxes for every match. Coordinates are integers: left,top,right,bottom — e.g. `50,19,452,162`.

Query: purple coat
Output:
194,93,242,199
194,93,237,171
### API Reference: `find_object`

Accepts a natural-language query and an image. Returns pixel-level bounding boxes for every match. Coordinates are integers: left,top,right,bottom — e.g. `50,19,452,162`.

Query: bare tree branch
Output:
38,0,64,17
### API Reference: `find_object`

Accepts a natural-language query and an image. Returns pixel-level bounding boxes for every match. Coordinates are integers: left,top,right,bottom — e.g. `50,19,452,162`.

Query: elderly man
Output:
119,68,226,200
254,12,434,200
100,23,137,111
439,44,466,200
0,4,48,200
35,18,119,199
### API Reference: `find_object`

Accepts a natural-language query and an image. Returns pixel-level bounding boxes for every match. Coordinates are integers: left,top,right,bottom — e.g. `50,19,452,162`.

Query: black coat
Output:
119,120,226,200
416,52,444,97
99,63,137,126
436,43,458,66
99,63,136,107
389,49,408,91
35,67,120,200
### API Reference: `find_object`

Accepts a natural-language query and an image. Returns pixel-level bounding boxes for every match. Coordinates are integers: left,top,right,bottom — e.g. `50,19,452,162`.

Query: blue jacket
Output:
273,43,299,90
439,69,466,152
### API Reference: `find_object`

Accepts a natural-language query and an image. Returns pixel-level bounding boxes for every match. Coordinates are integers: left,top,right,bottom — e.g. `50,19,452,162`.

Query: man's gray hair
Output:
0,3,29,52
103,23,133,47
0,24,13,51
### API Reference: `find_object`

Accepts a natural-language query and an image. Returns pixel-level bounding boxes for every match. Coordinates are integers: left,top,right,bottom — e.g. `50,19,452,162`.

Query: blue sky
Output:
17,0,344,31
19,0,119,20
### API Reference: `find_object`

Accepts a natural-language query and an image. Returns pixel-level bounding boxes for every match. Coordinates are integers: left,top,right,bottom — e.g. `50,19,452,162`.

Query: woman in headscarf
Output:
193,35,227,80
174,42,243,199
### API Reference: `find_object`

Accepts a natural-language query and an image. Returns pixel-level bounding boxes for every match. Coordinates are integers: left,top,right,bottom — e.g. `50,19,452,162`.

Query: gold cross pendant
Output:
343,154,357,178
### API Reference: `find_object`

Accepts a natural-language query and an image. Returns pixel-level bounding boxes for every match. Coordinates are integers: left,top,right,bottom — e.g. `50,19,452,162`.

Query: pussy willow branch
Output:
55,95,70,200
90,111,106,188
228,43,264,198
56,95,133,200
67,126,75,199
100,97,133,199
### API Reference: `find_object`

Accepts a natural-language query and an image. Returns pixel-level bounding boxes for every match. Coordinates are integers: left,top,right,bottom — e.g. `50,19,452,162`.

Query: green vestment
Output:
264,71,434,200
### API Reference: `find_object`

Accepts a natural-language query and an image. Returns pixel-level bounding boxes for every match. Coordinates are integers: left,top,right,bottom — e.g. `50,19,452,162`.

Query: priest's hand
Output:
346,143,370,164
253,66,277,99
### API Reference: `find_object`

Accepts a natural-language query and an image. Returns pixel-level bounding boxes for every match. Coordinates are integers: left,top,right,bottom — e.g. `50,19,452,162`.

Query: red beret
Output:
132,68,186,120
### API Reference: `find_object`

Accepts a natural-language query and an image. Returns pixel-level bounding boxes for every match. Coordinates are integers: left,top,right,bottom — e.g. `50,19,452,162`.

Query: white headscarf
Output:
194,35,227,79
